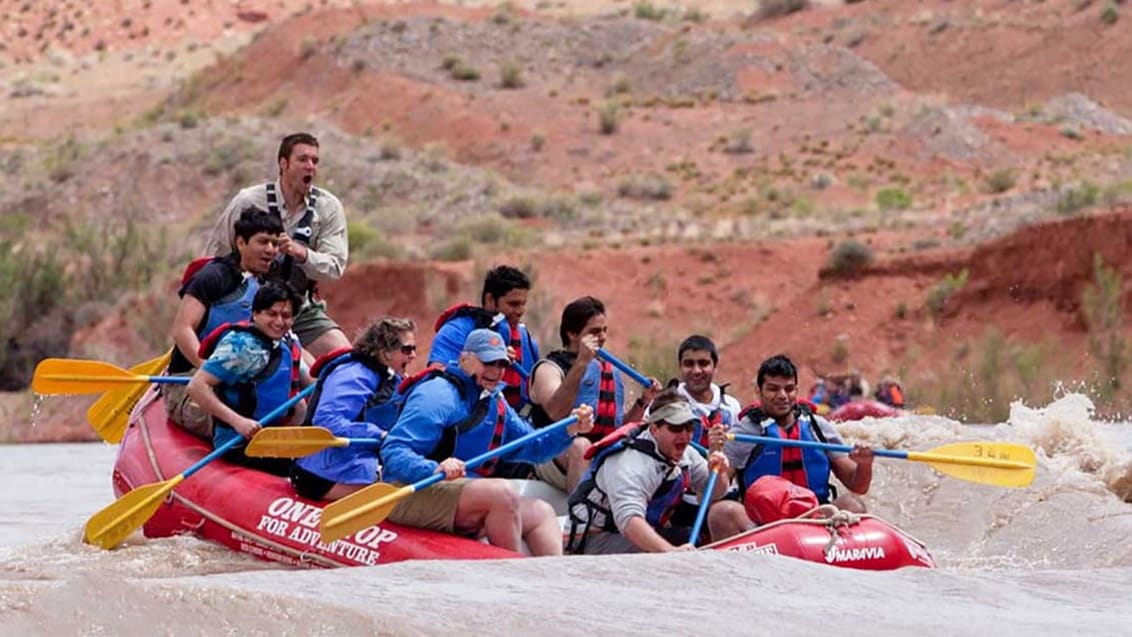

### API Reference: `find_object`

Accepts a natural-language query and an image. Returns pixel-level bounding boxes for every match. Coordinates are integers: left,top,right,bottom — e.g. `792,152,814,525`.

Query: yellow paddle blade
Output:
245,427,345,458
32,359,147,395
87,351,172,444
911,405,937,415
320,482,408,544
913,442,1036,488
83,475,183,550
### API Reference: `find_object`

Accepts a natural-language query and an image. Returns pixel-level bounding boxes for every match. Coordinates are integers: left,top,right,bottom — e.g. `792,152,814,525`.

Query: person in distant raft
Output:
166,207,284,438
566,388,730,554
290,317,418,501
706,354,875,541
428,265,540,412
527,296,662,494
380,329,594,556
204,132,350,360
187,281,314,476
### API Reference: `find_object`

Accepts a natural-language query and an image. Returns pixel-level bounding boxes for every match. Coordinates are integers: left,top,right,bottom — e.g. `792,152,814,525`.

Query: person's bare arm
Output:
170,296,208,368
187,369,260,439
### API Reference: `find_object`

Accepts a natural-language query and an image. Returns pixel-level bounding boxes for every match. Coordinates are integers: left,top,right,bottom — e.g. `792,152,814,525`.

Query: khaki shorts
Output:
532,458,568,493
292,298,341,347
385,479,468,534
163,376,213,438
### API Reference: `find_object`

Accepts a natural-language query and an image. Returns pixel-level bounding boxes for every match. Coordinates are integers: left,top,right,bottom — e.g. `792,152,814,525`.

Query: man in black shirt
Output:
165,207,284,437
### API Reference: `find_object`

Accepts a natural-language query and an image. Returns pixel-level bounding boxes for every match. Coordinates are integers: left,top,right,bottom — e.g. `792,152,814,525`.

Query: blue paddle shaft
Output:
151,376,189,385
596,349,650,389
408,414,581,493
730,433,908,460
690,470,719,547
182,384,317,479
344,438,382,448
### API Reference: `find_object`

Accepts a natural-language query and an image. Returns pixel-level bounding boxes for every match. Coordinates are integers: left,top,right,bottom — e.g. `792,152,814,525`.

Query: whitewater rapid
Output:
2,394,1131,636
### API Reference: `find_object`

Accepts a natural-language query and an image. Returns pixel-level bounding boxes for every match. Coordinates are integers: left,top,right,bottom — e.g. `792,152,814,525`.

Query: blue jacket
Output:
427,313,540,406
380,364,571,485
295,356,402,485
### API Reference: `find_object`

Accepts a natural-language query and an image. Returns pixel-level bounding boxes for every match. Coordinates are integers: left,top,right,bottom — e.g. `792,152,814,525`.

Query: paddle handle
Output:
689,469,719,548
183,384,317,480
596,349,651,388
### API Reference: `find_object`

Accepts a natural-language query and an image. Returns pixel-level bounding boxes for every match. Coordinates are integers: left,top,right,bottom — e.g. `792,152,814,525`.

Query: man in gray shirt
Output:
204,132,350,359
567,389,730,554
707,354,875,541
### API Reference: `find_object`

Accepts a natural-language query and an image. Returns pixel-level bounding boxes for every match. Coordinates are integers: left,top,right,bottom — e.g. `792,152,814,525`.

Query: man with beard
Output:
566,388,730,554
706,354,875,540
205,132,350,359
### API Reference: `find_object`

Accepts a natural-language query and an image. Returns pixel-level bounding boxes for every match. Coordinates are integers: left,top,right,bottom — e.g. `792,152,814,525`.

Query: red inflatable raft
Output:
112,391,933,570
113,391,516,567
706,509,934,570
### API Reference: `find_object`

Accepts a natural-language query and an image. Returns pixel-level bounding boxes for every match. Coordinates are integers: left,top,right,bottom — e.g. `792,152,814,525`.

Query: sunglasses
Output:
662,422,696,434
483,359,511,369
399,344,417,355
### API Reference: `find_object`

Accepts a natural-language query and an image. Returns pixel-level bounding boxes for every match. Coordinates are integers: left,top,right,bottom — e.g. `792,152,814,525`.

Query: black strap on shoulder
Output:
265,182,318,292
425,371,495,461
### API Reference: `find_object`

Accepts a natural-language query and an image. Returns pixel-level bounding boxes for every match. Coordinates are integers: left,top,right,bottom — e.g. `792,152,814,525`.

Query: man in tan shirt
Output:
204,132,350,359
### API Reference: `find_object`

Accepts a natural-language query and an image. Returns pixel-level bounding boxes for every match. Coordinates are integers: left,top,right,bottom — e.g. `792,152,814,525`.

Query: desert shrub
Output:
299,36,318,59
984,168,1017,194
499,60,524,89
598,101,620,135
1082,254,1127,397
530,133,546,151
450,61,481,81
875,186,912,211
429,236,473,261
634,2,667,20
925,269,968,319
1057,182,1100,214
617,174,673,200
43,135,85,183
0,220,176,389
826,239,874,276
757,0,810,20
348,221,404,260
1101,2,1120,24
722,128,754,154
499,196,538,219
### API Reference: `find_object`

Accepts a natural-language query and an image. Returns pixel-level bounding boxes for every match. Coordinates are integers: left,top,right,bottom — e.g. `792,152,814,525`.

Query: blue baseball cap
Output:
463,328,510,364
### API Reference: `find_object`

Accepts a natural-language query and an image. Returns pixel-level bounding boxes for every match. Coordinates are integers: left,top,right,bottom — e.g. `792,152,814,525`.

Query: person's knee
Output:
524,497,556,524
473,479,520,515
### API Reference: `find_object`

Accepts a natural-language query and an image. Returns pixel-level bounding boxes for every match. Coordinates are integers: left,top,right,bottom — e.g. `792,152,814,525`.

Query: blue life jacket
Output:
294,348,402,486
178,256,260,342
738,406,833,502
198,322,302,450
428,304,538,409
394,366,509,477
567,425,689,553
691,384,736,449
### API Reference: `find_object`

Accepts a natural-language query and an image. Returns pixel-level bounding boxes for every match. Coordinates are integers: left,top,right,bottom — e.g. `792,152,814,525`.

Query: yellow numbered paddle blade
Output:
320,482,409,544
245,427,345,458
83,475,183,550
32,359,149,395
913,442,1036,488
87,351,172,444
